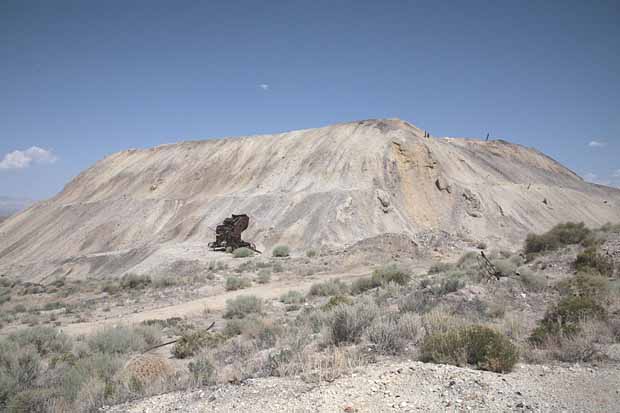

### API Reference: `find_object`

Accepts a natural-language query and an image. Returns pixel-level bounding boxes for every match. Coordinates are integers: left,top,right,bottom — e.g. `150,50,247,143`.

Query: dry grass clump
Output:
420,324,518,373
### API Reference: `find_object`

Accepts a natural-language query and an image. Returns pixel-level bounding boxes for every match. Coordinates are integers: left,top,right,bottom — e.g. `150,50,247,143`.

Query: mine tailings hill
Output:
1,118,619,281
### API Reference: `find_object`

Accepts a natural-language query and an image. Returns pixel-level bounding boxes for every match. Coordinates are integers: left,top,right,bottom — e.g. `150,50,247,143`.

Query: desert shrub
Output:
371,264,410,286
12,304,27,313
280,290,305,304
398,290,435,314
6,388,53,413
456,251,479,269
321,295,353,311
524,222,593,255
491,258,517,277
188,355,216,385
87,326,149,354
398,312,422,342
574,247,614,276
367,315,405,355
306,249,317,258
350,276,381,295
308,279,349,297
150,274,179,288
8,326,72,355
272,245,290,257
517,266,546,292
172,331,225,359
271,262,284,273
599,222,620,233
326,299,378,345
476,241,487,250
420,325,518,373
257,269,271,284
225,275,251,291
224,295,264,319
428,262,454,274
233,247,253,258
432,277,465,296
529,296,607,344
556,272,609,300
0,341,41,407
120,273,151,290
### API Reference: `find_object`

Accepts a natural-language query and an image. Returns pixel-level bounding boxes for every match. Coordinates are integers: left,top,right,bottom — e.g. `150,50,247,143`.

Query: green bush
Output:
172,331,225,359
371,264,410,286
280,290,305,304
574,247,614,276
120,273,151,290
491,259,517,277
8,326,72,356
233,247,253,258
529,295,607,344
518,266,546,292
327,299,378,345
432,278,465,296
350,276,381,295
398,291,435,314
0,341,41,407
308,279,349,297
224,295,264,319
306,249,317,258
6,388,53,413
420,325,518,373
272,245,290,257
524,222,593,255
225,275,251,291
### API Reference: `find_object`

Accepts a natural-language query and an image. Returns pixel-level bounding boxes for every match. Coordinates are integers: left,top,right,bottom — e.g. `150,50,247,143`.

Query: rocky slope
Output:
1,119,619,281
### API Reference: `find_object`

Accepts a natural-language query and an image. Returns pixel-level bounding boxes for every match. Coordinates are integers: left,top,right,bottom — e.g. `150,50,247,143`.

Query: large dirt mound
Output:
1,118,619,281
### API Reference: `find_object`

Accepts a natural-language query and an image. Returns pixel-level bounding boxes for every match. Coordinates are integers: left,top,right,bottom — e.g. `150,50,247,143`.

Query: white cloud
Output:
0,146,58,170
588,140,606,147
258,83,269,90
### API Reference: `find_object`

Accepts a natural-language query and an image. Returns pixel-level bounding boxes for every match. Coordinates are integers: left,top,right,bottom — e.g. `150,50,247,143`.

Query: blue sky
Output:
1,0,619,199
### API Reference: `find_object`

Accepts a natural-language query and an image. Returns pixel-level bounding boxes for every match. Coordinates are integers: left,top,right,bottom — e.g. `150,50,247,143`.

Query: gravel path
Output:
103,360,620,412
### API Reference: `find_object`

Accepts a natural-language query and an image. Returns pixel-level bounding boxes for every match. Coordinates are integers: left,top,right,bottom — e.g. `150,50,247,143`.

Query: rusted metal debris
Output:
142,321,215,353
478,251,502,281
208,214,261,253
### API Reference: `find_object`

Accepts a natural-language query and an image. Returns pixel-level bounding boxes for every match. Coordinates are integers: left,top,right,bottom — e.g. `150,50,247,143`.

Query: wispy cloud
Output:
0,147,58,170
258,83,269,91
588,140,607,147
613,169,620,178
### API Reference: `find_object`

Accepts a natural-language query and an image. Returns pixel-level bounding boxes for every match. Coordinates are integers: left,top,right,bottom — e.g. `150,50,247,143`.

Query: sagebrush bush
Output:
556,272,609,300
224,295,264,319
306,249,317,258
420,325,518,373
280,290,305,304
272,245,290,257
308,279,349,297
173,331,225,359
428,262,455,274
524,222,593,255
574,247,614,276
87,326,149,354
327,299,378,345
120,273,151,290
367,315,405,355
233,247,253,258
225,275,251,291
350,276,381,295
8,326,72,356
188,355,216,385
0,340,41,407
257,269,271,284
529,295,607,344
517,266,546,292
321,295,353,311
398,291,435,314
432,277,465,296
371,264,410,286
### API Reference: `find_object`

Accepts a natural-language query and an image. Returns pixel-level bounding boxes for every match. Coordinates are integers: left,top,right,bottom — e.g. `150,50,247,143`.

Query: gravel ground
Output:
103,360,620,412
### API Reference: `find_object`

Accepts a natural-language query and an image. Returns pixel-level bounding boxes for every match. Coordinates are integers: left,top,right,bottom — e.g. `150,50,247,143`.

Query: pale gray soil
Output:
103,360,620,413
